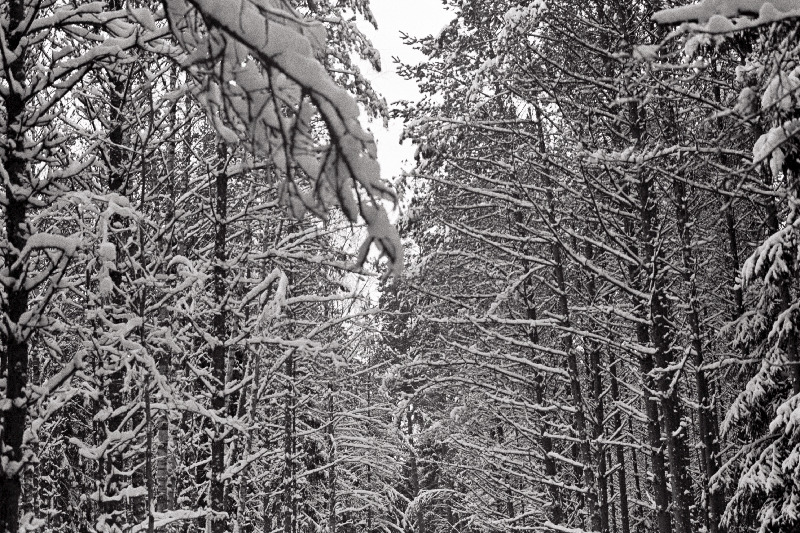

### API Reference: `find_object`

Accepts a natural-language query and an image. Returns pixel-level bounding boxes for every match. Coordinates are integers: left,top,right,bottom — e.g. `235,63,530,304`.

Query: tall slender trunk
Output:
210,143,229,533
609,362,631,533
517,217,562,524
144,372,155,533
536,107,600,532
634,319,672,533
137,155,155,531
722,184,744,319
585,240,609,533
590,347,609,533
236,347,260,533
710,64,745,323
548,177,599,533
621,96,672,533
284,350,296,533
672,176,724,533
638,163,694,533
606,5,675,530
156,67,180,513
0,2,31,531
531,361,563,525
608,451,617,533
628,416,644,528
327,386,337,533
100,1,131,526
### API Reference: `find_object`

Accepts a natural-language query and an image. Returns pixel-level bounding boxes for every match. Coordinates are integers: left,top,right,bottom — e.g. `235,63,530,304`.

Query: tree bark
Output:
672,175,724,533
210,142,229,533
590,347,610,533
0,3,31,531
518,220,563,525
585,240,609,533
101,0,129,525
639,165,694,533
284,350,296,533
609,361,631,533
722,186,744,320
145,374,155,533
156,67,180,513
537,107,601,532
619,94,673,533
327,387,337,533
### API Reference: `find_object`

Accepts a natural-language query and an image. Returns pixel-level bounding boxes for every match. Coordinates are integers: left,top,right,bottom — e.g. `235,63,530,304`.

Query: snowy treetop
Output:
654,0,800,31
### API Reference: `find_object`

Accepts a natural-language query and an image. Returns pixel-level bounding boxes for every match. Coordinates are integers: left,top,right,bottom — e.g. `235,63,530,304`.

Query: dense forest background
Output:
2,1,800,533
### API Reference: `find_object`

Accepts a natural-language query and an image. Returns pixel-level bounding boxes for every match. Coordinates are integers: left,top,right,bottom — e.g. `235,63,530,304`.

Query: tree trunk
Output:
144,373,155,533
156,67,180,513
620,94,673,533
609,362,631,533
722,186,744,320
210,142,229,533
634,319,672,533
101,0,130,526
284,350,296,533
537,108,601,532
638,165,694,533
236,347,260,533
532,366,563,525
585,240,609,533
590,347,610,533
327,387,337,533
0,3,31,531
519,242,563,524
672,176,723,533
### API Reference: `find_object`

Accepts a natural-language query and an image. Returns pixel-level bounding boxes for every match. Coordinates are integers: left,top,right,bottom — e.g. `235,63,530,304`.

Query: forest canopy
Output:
2,1,800,533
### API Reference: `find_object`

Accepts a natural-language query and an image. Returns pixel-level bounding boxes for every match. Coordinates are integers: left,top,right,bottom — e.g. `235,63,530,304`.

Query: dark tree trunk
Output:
536,105,597,528
621,95,673,533
722,187,744,320
284,350,296,533
635,320,672,533
0,4,30,531
609,362,631,533
672,176,724,533
210,143,229,533
590,347,610,533
516,202,563,525
541,141,601,533
522,265,563,525
585,240,609,533
101,0,130,526
328,387,337,533
638,166,694,533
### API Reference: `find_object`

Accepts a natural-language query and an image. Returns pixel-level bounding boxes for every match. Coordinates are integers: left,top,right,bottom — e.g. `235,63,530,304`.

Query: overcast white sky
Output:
359,0,454,185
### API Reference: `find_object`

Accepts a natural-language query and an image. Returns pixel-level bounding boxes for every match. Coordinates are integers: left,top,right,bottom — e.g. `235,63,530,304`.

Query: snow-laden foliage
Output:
1,1,403,532
163,0,402,277
635,2,800,532
385,1,800,533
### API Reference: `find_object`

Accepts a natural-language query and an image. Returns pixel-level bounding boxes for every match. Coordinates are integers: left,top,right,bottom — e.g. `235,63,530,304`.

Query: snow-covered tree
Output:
655,3,800,532
1,1,400,532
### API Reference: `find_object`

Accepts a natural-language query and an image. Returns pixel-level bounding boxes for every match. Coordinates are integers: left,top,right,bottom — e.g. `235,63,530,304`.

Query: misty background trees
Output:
1,1,800,533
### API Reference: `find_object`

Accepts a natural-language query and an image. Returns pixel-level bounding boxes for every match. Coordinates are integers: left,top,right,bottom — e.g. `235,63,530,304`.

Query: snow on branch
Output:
654,0,800,32
162,0,402,276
